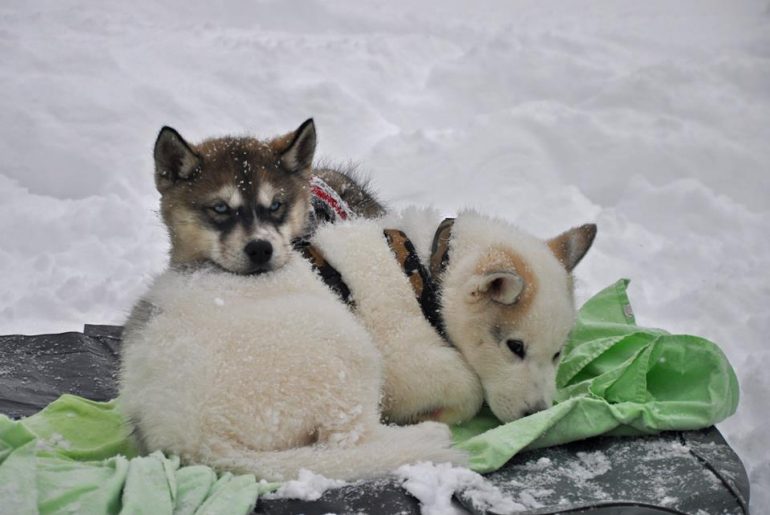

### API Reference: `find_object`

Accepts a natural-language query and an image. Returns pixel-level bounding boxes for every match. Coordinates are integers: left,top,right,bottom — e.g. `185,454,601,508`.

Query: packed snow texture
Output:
265,469,346,502
397,462,525,515
0,0,768,510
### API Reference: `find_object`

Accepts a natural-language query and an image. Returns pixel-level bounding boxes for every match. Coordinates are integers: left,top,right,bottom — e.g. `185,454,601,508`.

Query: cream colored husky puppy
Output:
120,120,464,481
119,254,466,481
310,208,596,425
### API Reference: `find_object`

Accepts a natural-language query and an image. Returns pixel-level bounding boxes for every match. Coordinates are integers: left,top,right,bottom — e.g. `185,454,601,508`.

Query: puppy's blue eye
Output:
506,339,526,359
269,200,282,212
212,201,230,214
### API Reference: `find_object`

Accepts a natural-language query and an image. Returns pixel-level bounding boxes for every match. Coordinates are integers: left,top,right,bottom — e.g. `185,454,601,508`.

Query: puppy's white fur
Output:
440,210,578,421
119,254,466,481
312,208,593,424
313,220,484,424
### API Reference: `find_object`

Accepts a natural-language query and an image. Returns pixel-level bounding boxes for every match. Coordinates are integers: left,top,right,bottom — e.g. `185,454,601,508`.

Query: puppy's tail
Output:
203,421,466,482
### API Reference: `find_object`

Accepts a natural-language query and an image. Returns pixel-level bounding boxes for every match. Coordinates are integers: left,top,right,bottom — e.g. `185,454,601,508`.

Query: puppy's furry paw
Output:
413,420,452,440
408,421,469,467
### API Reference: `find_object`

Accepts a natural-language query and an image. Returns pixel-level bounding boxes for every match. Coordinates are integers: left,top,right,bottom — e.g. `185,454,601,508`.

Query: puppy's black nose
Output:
244,240,273,265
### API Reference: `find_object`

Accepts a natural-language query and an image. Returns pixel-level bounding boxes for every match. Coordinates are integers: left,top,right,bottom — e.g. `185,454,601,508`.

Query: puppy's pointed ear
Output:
469,272,525,305
547,224,597,272
430,217,455,282
154,126,201,193
280,118,316,174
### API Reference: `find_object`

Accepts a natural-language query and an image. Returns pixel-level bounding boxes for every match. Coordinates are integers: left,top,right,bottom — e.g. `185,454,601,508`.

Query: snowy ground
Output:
1,0,768,511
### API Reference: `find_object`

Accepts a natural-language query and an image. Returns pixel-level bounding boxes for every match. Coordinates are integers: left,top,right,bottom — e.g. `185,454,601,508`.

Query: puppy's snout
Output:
244,240,273,265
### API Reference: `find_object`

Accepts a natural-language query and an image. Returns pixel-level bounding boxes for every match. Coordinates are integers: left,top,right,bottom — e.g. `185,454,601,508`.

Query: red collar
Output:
311,176,353,221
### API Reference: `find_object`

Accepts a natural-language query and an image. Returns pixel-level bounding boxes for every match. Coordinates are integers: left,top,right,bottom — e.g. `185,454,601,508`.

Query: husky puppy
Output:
120,125,464,481
310,209,596,425
151,119,383,274
120,259,465,481
153,119,319,274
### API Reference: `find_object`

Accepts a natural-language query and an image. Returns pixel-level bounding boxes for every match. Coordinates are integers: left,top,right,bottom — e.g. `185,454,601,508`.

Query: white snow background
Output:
1,0,768,511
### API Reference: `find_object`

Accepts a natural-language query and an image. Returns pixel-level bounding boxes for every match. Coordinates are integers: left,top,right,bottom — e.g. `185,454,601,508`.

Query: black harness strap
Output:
383,229,447,339
297,221,455,342
296,241,355,308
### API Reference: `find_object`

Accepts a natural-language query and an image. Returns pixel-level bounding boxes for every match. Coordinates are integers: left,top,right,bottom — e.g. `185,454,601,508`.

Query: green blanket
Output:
0,398,261,514
0,279,739,514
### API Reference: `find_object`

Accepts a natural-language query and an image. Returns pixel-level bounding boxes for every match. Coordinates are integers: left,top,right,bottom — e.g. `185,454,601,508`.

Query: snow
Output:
0,0,768,511
479,433,743,513
265,469,346,502
48,433,72,450
571,451,612,482
397,462,524,514
34,432,72,452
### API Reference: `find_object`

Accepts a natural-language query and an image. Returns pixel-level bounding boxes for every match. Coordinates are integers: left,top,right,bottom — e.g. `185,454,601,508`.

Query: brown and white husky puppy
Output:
153,119,318,274
152,119,385,275
120,123,463,482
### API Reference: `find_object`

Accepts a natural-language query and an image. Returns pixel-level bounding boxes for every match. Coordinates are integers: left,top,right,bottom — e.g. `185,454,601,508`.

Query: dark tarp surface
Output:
0,325,750,514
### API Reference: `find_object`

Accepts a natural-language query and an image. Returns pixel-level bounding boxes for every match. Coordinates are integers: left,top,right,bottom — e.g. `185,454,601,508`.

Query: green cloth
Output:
0,279,739,512
452,279,740,472
0,397,260,514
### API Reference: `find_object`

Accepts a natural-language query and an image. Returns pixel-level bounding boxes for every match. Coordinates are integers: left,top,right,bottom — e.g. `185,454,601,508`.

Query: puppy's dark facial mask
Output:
154,119,316,274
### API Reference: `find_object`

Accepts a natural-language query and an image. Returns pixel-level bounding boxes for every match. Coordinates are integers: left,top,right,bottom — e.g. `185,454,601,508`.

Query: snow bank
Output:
0,0,767,509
